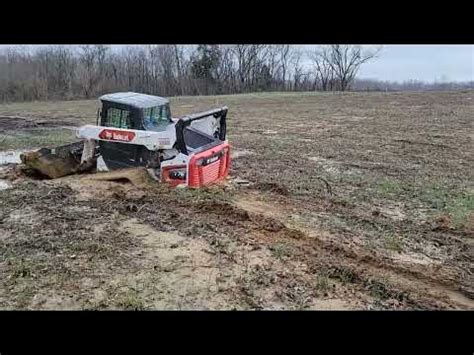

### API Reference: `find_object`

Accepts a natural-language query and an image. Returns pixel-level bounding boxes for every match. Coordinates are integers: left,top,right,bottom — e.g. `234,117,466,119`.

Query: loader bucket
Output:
20,141,94,179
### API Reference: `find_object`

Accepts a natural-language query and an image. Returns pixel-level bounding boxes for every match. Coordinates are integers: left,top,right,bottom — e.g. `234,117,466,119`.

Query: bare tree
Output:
309,47,335,91
78,45,110,98
277,45,291,90
289,48,309,91
233,45,269,92
174,45,184,95
325,45,381,91
35,46,76,100
214,45,236,94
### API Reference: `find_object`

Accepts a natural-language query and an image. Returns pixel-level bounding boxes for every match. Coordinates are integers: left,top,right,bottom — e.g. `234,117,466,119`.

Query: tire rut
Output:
231,194,474,309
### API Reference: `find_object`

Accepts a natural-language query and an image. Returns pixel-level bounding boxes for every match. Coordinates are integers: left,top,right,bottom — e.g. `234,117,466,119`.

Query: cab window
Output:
143,105,170,130
104,107,131,129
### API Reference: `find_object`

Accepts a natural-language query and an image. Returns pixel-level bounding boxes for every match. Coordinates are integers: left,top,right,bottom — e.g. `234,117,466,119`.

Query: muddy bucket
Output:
20,141,93,179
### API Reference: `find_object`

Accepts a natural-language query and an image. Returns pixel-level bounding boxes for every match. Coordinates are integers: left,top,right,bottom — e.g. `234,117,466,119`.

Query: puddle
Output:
262,130,278,135
58,126,77,131
391,251,437,266
232,150,255,159
0,150,24,165
0,179,12,190
309,156,340,174
0,149,29,190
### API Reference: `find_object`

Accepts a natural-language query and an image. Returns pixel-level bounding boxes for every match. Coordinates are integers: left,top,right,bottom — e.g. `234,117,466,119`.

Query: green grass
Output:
372,179,473,229
114,289,146,310
384,234,404,252
0,129,76,150
334,267,357,284
0,99,98,122
375,179,404,197
270,242,292,259
366,279,392,300
417,185,473,228
418,184,451,210
315,274,330,293
444,192,474,228
9,259,33,279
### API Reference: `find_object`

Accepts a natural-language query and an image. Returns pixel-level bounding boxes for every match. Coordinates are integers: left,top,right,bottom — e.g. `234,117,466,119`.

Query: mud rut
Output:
0,167,471,310
217,192,473,309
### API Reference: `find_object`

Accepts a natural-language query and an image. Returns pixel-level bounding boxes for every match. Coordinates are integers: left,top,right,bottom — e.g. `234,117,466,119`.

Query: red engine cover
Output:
188,143,231,188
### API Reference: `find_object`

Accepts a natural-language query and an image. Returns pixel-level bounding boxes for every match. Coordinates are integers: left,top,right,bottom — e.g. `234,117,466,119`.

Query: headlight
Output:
168,168,186,180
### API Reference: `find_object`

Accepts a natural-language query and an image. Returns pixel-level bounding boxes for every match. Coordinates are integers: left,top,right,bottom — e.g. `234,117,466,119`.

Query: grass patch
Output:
173,184,234,204
364,237,377,252
444,193,474,228
384,234,404,252
375,179,403,198
326,266,358,285
315,274,330,293
114,289,145,310
269,243,292,259
418,184,451,210
373,180,473,229
337,268,356,284
8,259,33,279
355,178,410,203
418,185,473,228
0,129,76,150
366,279,392,300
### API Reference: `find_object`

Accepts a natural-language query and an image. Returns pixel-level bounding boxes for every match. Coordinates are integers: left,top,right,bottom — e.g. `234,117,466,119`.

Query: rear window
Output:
104,107,131,129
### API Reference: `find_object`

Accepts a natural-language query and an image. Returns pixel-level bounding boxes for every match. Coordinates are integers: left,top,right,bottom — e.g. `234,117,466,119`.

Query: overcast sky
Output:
356,45,473,83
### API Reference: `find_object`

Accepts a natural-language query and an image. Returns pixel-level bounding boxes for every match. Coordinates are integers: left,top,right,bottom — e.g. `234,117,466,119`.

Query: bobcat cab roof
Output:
99,92,169,109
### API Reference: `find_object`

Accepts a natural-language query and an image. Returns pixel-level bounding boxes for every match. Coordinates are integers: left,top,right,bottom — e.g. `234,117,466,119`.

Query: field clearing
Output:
0,90,473,310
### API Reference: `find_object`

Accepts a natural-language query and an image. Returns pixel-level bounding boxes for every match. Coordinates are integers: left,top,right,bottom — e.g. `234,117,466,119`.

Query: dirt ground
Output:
0,91,472,310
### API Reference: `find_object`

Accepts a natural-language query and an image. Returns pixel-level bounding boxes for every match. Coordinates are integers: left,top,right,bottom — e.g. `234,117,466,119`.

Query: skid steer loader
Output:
20,92,231,188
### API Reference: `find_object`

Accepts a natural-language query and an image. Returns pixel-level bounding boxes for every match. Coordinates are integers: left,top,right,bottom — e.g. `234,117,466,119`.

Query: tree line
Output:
0,45,383,102
0,45,470,103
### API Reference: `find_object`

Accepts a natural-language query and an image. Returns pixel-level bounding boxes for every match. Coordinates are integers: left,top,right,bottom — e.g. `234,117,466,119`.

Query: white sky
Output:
356,45,473,83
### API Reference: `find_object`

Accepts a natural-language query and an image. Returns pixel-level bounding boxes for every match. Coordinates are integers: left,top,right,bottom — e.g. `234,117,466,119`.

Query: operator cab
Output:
98,92,171,132
97,92,172,170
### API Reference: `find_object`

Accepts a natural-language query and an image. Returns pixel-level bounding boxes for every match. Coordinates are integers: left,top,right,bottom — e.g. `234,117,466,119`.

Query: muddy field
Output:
0,91,473,310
